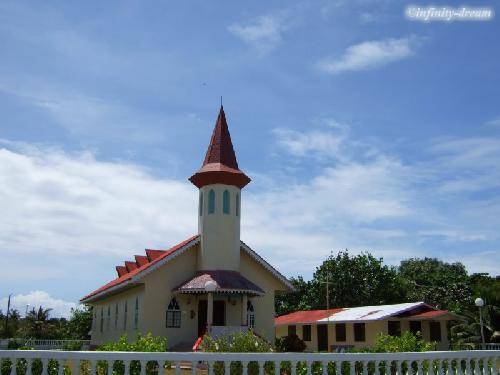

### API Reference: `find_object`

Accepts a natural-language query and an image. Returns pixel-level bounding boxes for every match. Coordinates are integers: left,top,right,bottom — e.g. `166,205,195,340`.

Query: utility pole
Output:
319,274,333,311
4,294,12,335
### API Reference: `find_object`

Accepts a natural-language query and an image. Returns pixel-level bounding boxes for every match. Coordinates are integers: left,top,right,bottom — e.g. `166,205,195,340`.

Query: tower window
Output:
208,189,215,214
236,193,240,217
166,298,181,328
199,192,203,216
223,190,230,214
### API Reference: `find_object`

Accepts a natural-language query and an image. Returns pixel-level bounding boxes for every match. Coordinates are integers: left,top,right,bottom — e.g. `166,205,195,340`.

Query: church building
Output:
81,106,293,349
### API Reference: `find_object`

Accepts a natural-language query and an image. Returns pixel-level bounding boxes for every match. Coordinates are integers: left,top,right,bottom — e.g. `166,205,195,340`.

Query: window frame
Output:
409,320,422,335
223,190,230,214
247,300,255,328
335,323,347,342
134,297,139,330
388,320,401,337
354,323,366,342
288,325,297,336
166,298,181,328
429,321,442,342
302,324,312,341
208,189,216,214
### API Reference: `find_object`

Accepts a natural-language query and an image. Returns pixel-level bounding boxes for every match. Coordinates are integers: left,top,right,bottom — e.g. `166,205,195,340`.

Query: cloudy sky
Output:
1,1,499,317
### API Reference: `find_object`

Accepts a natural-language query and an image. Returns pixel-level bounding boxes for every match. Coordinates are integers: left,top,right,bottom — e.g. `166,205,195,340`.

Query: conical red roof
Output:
189,106,250,189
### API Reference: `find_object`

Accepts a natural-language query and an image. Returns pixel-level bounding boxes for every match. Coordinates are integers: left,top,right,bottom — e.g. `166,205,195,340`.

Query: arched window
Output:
166,297,181,328
208,189,215,214
223,190,230,214
236,193,240,217
199,192,203,216
247,300,255,328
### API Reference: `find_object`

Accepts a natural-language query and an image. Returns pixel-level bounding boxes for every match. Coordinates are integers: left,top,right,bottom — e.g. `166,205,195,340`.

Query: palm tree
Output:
25,307,54,339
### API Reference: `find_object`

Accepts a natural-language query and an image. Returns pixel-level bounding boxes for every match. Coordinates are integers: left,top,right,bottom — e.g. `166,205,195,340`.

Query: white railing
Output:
0,339,90,350
0,350,498,374
210,325,249,339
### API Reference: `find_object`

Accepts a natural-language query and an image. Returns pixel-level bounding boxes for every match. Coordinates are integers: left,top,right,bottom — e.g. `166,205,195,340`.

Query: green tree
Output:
312,250,406,308
64,306,93,339
399,258,472,313
275,276,313,316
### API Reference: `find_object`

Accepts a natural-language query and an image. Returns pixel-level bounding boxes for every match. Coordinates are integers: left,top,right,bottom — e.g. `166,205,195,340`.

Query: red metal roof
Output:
275,309,344,325
406,310,449,318
80,235,199,302
189,106,250,189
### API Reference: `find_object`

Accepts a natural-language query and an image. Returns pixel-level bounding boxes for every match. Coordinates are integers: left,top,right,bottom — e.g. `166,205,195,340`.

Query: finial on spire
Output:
220,95,223,107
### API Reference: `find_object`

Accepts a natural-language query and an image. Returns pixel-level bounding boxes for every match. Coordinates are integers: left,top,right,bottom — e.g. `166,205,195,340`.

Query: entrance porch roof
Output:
173,270,265,296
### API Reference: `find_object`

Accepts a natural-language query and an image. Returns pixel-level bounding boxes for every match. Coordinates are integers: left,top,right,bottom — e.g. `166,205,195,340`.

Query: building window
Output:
100,308,104,333
199,192,203,216
388,320,401,337
114,303,119,329
124,301,128,330
354,323,366,342
208,189,215,214
107,306,111,330
223,190,230,214
429,321,442,342
247,300,255,328
302,325,312,341
134,297,139,330
335,323,346,341
166,298,181,328
236,193,240,217
288,325,297,336
409,321,422,335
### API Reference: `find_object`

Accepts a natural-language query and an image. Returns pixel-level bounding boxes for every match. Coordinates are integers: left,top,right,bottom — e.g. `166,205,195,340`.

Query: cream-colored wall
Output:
90,286,145,346
89,242,289,348
140,244,199,349
240,250,289,343
276,318,451,352
198,184,241,271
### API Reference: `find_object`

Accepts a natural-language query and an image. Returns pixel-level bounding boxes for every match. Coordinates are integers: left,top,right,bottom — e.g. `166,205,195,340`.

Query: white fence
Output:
0,339,90,350
0,350,498,375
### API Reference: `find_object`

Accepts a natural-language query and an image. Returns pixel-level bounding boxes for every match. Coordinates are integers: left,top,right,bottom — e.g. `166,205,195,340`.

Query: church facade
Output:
81,107,293,349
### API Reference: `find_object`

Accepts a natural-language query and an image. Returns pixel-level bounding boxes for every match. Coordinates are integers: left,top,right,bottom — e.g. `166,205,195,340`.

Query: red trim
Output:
189,163,250,189
115,266,127,277
275,309,344,325
80,235,199,302
407,310,449,318
145,249,165,261
125,261,138,272
134,255,149,267
192,336,204,351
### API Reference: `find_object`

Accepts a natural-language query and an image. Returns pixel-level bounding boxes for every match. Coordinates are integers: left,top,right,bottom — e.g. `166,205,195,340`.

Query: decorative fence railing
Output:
0,339,90,350
451,344,500,352
0,350,498,375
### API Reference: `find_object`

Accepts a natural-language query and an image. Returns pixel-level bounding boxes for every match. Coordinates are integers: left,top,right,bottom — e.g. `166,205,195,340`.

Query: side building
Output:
275,302,463,351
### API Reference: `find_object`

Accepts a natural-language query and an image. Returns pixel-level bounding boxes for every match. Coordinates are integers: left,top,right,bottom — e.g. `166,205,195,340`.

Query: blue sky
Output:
1,0,499,316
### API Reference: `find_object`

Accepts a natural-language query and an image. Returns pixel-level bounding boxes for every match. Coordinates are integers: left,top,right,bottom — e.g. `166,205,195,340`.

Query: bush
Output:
95,333,168,375
200,330,273,375
275,334,307,352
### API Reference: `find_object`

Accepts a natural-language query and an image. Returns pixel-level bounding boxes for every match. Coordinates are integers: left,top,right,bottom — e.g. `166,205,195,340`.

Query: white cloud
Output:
1,127,500,301
228,11,294,54
317,37,417,74
0,291,76,318
485,117,500,127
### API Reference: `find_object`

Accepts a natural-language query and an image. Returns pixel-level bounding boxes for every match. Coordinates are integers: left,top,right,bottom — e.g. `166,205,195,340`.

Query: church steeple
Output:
191,106,248,271
189,106,250,189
